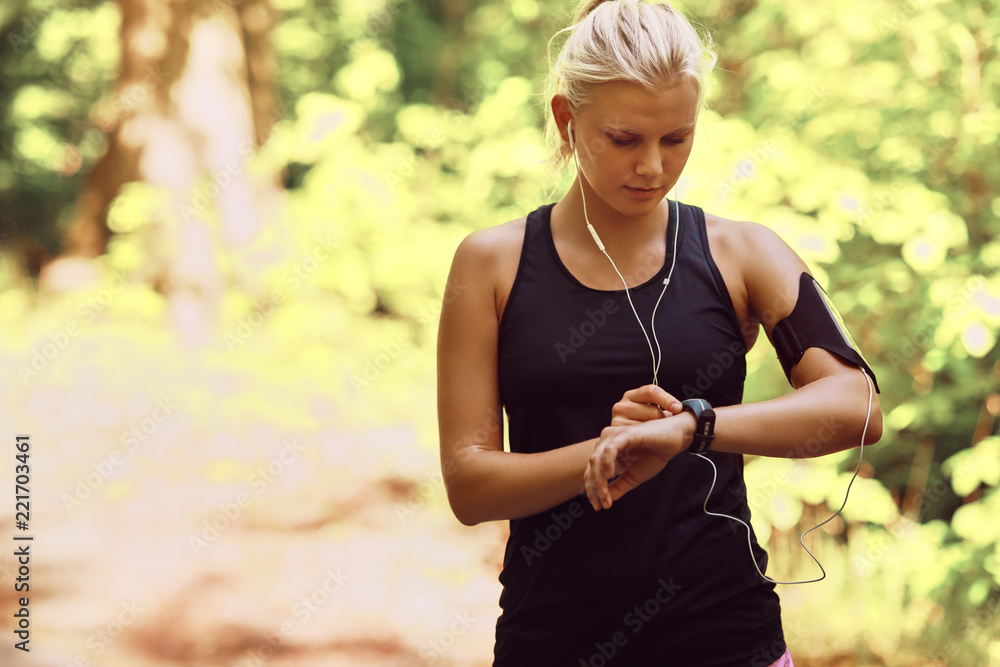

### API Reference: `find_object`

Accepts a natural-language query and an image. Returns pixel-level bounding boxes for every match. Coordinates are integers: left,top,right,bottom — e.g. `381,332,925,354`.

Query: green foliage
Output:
0,0,119,252
2,0,999,663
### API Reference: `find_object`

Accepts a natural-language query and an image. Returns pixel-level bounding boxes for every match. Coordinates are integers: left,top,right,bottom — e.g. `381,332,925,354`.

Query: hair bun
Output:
573,0,614,23
546,0,715,170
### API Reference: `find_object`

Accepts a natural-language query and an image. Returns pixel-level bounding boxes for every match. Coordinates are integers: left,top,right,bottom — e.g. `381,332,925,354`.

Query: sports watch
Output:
680,399,715,454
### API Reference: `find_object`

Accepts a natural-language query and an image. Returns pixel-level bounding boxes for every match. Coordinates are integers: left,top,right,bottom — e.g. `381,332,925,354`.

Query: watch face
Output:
810,278,872,369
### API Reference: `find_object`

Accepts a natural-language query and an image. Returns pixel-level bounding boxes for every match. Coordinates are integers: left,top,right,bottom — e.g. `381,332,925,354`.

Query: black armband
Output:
772,272,880,393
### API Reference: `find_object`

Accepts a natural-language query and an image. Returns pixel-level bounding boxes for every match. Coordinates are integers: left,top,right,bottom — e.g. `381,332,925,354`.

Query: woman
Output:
437,1,882,664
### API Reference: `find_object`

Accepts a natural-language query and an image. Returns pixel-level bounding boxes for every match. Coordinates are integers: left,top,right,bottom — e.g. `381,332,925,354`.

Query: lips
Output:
624,186,662,199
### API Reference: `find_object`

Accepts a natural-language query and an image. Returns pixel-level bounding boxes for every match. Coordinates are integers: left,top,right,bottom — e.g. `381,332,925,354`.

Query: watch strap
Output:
681,399,716,454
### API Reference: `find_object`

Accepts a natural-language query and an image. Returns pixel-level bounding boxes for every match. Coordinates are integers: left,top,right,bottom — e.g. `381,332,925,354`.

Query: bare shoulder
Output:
702,212,755,341
456,216,525,262
450,216,527,321
704,211,810,330
704,212,791,261
702,211,811,346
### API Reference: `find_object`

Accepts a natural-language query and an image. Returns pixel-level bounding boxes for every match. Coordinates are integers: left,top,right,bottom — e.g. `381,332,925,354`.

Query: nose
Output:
635,144,664,179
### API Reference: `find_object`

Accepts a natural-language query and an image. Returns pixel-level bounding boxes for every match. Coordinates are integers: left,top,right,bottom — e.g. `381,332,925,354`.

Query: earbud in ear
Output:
567,119,575,152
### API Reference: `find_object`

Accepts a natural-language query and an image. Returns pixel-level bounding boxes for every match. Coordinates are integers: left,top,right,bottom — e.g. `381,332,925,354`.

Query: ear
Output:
551,95,574,143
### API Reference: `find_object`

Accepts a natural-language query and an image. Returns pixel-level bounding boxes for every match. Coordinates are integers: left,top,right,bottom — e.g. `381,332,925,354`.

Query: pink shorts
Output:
768,648,795,667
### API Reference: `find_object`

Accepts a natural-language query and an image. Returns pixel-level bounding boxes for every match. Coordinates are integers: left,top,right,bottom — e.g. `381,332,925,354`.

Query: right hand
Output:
585,413,694,510
610,384,683,426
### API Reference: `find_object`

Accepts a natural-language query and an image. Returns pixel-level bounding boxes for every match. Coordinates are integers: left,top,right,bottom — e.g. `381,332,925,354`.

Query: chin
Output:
616,194,668,218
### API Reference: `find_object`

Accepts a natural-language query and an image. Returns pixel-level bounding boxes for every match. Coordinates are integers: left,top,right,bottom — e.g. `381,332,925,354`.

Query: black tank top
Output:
494,202,786,666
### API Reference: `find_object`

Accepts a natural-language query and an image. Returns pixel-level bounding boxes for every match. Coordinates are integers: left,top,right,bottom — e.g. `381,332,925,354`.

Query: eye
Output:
662,136,688,146
606,133,635,147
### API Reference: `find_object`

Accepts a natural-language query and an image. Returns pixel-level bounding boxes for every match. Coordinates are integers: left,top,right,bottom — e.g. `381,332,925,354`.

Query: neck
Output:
554,176,671,258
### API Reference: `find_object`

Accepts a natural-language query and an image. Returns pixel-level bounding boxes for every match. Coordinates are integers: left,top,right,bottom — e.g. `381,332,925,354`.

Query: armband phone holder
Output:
772,273,880,393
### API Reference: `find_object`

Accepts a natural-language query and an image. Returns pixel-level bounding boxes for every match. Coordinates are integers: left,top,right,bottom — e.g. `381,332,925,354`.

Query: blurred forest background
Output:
0,0,998,665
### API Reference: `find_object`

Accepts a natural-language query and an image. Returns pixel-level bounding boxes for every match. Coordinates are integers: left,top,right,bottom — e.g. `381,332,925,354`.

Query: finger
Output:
605,472,637,505
585,459,607,511
597,439,625,508
611,401,665,425
624,385,682,414
588,437,618,510
587,447,611,510
583,461,601,511
610,414,644,427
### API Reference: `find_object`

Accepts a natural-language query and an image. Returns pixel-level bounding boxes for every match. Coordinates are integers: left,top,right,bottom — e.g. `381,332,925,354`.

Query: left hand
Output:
610,384,683,426
584,414,695,511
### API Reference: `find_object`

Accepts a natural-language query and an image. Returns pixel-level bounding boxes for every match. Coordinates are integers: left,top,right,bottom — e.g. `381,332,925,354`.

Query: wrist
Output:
674,411,697,452
680,399,716,453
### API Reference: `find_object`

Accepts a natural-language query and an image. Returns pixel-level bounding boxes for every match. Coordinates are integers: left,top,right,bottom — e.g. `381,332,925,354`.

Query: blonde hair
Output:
545,0,717,168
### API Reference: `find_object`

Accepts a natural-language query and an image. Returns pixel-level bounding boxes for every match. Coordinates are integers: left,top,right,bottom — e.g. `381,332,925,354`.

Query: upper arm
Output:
436,224,517,498
736,222,862,390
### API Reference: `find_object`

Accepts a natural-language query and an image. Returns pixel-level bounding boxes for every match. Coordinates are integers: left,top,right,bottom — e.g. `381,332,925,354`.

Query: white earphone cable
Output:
650,200,679,382
569,122,677,386
569,119,871,585
692,367,875,585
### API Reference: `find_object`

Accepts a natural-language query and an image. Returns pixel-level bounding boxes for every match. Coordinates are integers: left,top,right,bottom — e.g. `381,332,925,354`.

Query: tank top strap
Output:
681,203,744,341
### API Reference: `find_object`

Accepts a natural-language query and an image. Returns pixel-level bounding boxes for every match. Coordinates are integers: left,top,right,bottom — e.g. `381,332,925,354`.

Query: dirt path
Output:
0,334,507,666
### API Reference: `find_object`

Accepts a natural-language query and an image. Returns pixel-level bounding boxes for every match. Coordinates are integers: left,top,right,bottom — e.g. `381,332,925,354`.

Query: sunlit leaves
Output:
334,45,401,107
106,181,163,234
12,124,64,171
272,18,328,60
10,85,75,121
395,104,452,150
2,0,999,654
945,436,1000,497
290,93,366,162
35,4,120,73
838,475,902,525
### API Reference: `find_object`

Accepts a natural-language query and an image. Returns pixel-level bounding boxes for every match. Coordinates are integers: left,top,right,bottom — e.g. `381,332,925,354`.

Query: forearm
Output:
444,439,596,526
709,370,881,458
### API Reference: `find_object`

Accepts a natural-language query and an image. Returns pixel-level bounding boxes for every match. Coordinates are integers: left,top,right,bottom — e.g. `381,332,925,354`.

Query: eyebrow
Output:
606,123,696,137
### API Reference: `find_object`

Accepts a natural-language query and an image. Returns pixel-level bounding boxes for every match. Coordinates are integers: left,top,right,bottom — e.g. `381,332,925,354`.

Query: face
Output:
558,78,699,219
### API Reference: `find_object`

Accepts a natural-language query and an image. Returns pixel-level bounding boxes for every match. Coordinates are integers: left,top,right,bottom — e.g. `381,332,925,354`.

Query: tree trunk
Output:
45,0,278,344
